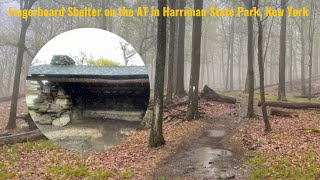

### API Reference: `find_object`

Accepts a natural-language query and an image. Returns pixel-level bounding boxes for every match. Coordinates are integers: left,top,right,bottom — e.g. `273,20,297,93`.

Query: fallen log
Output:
294,95,318,99
270,108,299,118
0,129,46,146
299,128,320,133
200,85,237,104
0,94,25,103
259,101,320,109
254,75,320,90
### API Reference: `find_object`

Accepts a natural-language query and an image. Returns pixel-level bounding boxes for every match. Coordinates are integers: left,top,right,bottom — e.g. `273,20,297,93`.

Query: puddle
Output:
187,147,233,165
185,147,233,176
38,118,140,152
206,129,226,138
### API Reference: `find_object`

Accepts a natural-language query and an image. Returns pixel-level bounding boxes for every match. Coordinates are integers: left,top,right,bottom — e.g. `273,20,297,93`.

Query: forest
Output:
0,0,320,179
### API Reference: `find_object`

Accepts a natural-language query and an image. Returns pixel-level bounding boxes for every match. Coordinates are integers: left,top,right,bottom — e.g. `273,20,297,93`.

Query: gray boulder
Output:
50,55,75,65
52,113,71,127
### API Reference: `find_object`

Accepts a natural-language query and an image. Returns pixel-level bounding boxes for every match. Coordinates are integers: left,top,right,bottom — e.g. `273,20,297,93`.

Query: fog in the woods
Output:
0,0,318,97
1,0,320,178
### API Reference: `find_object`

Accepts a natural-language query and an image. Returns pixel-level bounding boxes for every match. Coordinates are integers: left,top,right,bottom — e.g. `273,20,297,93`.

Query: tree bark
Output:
175,0,186,96
308,0,315,100
166,0,176,104
255,0,272,132
300,16,307,95
278,0,287,101
245,0,255,118
289,24,294,91
149,0,167,147
186,0,203,120
229,16,235,91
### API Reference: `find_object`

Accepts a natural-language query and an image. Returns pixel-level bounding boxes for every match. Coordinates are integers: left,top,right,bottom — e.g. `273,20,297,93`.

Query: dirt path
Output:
154,102,249,179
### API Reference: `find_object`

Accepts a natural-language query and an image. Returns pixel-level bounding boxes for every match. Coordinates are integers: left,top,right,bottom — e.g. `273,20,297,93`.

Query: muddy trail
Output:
154,102,248,179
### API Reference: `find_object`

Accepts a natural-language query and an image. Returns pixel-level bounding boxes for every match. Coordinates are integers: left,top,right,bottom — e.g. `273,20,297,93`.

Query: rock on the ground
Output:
38,115,53,125
217,172,236,179
52,113,71,127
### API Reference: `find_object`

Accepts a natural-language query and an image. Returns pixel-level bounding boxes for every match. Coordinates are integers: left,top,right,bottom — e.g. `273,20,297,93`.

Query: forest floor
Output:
1,92,320,179
154,100,249,179
0,98,236,179
228,92,320,179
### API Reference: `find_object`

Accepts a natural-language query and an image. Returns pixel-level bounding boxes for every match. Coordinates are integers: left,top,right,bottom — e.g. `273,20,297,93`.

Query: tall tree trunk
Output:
314,37,319,76
149,0,167,147
239,35,242,90
175,0,186,96
166,0,176,104
245,0,255,118
187,0,203,120
300,18,307,96
255,0,272,132
101,0,107,30
278,0,287,101
229,17,235,91
7,0,36,129
289,25,294,91
293,41,298,80
308,0,315,100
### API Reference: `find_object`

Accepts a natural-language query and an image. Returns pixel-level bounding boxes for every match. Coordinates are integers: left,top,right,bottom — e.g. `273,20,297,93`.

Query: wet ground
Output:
154,103,249,179
38,118,140,152
25,83,142,152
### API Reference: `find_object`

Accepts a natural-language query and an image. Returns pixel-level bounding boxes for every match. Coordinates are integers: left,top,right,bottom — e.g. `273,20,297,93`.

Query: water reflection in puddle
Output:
187,147,233,165
206,129,226,138
40,118,140,152
185,147,233,176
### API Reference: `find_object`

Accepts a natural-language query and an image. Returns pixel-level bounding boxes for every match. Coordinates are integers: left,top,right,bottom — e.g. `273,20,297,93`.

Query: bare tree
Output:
175,0,186,96
7,0,37,129
243,0,255,118
308,0,317,99
149,0,167,147
186,0,203,120
255,0,272,132
120,41,137,65
278,0,287,101
166,0,176,104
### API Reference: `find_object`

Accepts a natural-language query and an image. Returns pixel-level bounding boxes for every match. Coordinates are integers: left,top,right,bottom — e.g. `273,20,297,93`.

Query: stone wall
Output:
31,83,72,126
30,81,149,126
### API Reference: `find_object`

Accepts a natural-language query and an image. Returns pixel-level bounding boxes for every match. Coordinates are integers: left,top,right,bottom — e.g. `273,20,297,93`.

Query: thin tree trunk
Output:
7,0,36,129
166,0,176,104
255,0,272,132
175,0,186,96
300,18,307,95
149,0,167,147
245,0,255,118
229,17,235,91
289,25,294,91
239,35,242,90
308,0,315,100
187,0,203,120
278,0,287,101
